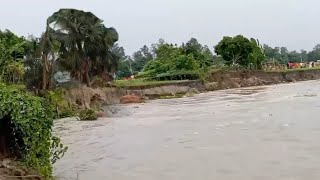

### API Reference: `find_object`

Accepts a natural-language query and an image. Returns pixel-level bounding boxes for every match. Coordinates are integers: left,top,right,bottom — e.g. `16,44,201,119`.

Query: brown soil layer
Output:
64,69,320,108
205,69,320,90
0,159,41,180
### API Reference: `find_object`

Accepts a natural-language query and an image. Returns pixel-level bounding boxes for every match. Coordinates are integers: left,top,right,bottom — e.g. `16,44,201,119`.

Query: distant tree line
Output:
263,44,320,64
114,37,320,78
3,9,320,85
114,38,223,78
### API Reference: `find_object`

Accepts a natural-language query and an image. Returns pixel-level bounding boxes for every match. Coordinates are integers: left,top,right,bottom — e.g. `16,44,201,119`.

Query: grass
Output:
113,67,320,88
266,67,320,73
159,93,185,99
113,79,194,88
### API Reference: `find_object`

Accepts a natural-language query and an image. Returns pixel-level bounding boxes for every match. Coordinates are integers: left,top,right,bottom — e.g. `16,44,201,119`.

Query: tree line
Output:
115,36,320,79
2,8,320,88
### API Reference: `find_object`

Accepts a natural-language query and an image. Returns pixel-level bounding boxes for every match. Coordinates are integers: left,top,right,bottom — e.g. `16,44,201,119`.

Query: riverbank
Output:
205,68,320,90
63,68,320,108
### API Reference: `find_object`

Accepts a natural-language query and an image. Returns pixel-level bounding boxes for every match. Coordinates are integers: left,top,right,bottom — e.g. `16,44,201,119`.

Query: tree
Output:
0,30,26,83
131,45,154,72
40,28,60,90
172,54,200,71
142,42,200,78
111,43,126,59
111,43,133,78
23,35,43,88
300,50,308,62
308,44,320,61
182,38,214,68
264,44,279,60
44,9,118,89
202,45,214,66
215,35,253,66
263,45,310,64
248,39,266,70
277,47,289,63
288,50,301,62
183,38,202,58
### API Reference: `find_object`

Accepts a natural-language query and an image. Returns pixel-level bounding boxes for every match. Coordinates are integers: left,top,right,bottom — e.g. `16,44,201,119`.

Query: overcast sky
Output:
0,0,319,54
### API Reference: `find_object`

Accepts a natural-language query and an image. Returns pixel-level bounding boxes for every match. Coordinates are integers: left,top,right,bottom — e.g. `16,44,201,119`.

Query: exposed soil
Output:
0,159,41,180
63,69,320,108
205,69,320,91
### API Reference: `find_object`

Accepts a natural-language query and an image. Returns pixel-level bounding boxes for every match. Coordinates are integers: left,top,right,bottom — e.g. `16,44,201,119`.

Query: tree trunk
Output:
42,52,49,90
85,70,91,87
82,59,91,87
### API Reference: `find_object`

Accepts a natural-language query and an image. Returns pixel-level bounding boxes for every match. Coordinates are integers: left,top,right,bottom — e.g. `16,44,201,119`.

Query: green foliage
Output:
172,54,200,70
0,84,66,178
143,59,171,77
215,35,253,66
112,43,133,78
51,136,68,164
46,8,119,87
140,41,204,80
3,60,25,84
78,109,97,121
182,38,214,68
124,38,214,80
155,70,200,81
0,30,26,84
307,45,320,61
0,30,25,61
131,45,154,73
113,79,191,88
215,35,267,69
263,44,319,64
45,88,75,118
159,93,185,99
248,39,266,70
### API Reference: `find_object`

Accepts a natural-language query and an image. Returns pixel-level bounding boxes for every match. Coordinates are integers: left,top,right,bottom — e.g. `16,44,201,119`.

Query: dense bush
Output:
215,35,265,69
141,45,201,80
78,109,97,121
0,84,66,178
45,88,75,118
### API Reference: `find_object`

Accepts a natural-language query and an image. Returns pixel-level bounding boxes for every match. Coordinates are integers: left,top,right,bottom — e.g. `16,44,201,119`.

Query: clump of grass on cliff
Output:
78,109,97,121
113,79,192,88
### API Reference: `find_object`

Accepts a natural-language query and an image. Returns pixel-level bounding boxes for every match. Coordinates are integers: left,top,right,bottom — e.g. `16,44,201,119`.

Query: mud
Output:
54,80,320,180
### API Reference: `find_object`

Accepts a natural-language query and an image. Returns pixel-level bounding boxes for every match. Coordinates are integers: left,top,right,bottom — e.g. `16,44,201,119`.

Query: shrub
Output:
0,84,66,178
78,109,97,121
141,53,201,80
45,88,75,118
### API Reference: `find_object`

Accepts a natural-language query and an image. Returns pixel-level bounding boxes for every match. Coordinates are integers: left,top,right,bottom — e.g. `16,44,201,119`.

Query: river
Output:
54,80,320,180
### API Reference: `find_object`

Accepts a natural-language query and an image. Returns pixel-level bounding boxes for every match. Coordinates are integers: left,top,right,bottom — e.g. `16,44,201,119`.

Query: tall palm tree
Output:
44,9,118,87
89,27,119,80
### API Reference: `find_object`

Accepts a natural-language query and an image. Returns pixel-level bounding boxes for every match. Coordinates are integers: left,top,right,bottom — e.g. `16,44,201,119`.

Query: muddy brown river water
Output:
54,80,320,180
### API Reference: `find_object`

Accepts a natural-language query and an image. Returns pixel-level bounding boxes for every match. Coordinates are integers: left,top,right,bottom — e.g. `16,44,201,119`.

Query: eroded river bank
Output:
54,80,320,180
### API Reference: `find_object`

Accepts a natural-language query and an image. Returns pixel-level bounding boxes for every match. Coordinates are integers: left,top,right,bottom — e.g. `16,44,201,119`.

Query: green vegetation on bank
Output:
113,79,194,87
0,84,66,178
